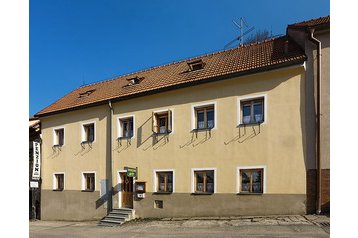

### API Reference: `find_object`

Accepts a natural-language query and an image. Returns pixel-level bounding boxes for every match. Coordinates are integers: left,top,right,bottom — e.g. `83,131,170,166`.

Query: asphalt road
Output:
30,217,329,238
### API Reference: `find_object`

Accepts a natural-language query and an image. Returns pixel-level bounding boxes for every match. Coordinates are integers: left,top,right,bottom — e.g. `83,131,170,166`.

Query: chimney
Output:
284,40,289,55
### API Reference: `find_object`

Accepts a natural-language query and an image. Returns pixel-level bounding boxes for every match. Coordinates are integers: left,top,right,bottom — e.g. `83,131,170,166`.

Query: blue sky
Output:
30,0,329,116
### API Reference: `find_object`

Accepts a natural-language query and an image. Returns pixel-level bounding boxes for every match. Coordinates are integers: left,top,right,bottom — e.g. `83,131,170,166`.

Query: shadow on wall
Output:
224,124,261,145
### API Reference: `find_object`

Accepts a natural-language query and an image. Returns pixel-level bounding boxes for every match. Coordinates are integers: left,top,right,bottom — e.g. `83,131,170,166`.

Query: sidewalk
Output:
30,214,330,238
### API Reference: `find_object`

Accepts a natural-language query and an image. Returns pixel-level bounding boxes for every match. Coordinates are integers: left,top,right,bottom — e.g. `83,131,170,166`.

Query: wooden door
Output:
121,173,133,208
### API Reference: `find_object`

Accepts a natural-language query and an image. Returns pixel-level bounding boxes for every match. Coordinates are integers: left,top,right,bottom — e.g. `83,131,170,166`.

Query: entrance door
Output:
121,173,133,208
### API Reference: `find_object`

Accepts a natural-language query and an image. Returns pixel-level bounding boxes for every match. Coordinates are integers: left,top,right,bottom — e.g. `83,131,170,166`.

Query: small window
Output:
154,200,163,209
195,105,214,130
119,117,134,138
194,170,214,194
82,123,95,143
124,76,143,86
188,59,204,71
54,128,64,146
156,171,173,193
152,110,172,134
241,98,264,124
82,173,95,191
239,169,263,194
53,173,64,191
78,89,95,98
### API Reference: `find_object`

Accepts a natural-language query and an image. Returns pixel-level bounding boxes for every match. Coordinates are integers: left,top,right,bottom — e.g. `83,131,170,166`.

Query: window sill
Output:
117,136,133,140
52,189,64,192
153,132,171,136
81,141,94,144
153,192,172,195
52,144,63,148
192,127,214,132
81,189,95,192
191,192,214,195
236,192,263,195
237,122,263,127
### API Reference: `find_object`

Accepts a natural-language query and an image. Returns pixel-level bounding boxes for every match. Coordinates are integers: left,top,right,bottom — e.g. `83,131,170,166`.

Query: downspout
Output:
309,28,322,215
108,100,113,212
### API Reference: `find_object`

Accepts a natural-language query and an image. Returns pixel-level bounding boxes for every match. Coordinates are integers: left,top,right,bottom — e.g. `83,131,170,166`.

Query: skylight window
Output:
78,89,95,98
188,59,205,71
125,76,143,86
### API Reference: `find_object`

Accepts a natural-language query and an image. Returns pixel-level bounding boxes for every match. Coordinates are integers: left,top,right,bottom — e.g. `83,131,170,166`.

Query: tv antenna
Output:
224,17,255,49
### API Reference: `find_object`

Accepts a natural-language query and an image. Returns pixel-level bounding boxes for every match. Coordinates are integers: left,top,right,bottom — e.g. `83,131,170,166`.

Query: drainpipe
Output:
309,28,322,215
108,100,113,212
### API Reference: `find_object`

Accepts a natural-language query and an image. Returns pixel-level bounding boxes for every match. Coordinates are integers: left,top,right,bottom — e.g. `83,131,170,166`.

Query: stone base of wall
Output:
306,169,330,214
41,190,107,221
133,193,306,218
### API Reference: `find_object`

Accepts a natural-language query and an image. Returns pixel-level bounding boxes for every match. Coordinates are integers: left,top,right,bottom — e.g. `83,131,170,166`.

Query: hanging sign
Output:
32,141,41,180
125,167,137,177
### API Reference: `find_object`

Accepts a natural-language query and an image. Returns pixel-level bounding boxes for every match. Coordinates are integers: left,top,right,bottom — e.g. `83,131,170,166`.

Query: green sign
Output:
126,167,137,177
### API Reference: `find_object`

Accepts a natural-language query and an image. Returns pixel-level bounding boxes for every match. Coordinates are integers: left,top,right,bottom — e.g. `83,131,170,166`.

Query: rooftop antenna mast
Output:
224,17,255,49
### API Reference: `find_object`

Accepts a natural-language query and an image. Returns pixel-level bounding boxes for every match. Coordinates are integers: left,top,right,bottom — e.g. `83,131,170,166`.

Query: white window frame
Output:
52,172,65,190
117,115,135,139
81,171,96,191
237,94,267,125
236,165,267,194
191,168,217,193
53,127,65,146
153,108,174,134
191,101,217,131
153,169,175,193
81,121,96,143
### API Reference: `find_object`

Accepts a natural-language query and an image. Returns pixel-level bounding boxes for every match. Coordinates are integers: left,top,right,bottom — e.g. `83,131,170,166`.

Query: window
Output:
193,170,215,194
188,59,204,71
82,123,95,143
119,117,134,138
54,128,64,146
239,169,263,194
240,98,264,124
195,105,214,130
156,171,173,193
152,110,172,134
154,200,163,209
53,173,64,191
82,172,95,191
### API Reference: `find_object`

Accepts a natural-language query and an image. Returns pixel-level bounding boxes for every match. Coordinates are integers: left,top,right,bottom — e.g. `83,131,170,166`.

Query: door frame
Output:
117,170,136,208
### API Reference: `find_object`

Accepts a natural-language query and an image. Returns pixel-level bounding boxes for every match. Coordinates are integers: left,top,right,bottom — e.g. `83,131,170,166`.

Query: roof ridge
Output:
75,36,287,89
288,15,330,26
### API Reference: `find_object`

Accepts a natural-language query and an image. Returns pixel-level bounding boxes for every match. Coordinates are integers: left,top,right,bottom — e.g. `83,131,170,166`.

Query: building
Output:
287,16,330,213
34,16,329,221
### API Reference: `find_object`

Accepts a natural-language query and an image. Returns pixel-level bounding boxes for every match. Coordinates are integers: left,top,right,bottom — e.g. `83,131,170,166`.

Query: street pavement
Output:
29,215,329,238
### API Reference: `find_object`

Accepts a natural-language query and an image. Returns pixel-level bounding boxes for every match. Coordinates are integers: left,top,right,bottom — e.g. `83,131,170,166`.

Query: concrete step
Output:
97,208,135,227
109,211,132,216
112,208,133,214
105,215,127,221
98,219,124,227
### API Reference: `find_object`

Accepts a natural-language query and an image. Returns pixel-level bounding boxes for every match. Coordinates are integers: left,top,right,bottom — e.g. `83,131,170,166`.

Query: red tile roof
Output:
35,36,306,117
288,15,330,29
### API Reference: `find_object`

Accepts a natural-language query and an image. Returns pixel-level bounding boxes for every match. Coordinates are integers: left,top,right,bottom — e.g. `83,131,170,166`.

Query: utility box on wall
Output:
135,181,146,199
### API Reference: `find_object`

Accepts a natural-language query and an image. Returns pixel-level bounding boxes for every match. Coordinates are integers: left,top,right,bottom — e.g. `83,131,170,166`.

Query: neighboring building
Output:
34,16,329,221
287,15,330,213
29,117,41,219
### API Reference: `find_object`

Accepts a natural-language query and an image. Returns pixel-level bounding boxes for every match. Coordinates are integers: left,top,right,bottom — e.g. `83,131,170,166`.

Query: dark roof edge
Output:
287,22,330,31
35,59,306,118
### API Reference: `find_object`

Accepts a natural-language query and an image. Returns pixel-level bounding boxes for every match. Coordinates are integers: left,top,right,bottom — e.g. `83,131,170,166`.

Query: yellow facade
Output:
40,64,308,219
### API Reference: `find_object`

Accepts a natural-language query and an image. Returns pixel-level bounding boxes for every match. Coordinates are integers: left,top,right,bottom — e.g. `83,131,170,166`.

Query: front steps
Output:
98,208,135,226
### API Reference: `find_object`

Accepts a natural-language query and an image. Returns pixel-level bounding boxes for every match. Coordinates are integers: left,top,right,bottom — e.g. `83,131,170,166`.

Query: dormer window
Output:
188,59,204,71
125,76,143,86
78,89,95,98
